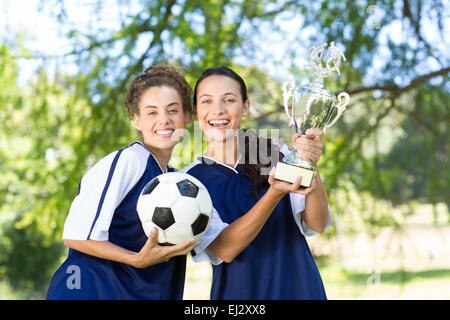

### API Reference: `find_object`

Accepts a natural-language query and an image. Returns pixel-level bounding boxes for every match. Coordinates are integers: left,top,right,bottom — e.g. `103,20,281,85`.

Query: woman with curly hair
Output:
46,65,228,299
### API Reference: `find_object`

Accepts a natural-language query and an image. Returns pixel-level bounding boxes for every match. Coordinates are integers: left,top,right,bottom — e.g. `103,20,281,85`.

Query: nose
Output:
211,100,225,115
157,110,171,126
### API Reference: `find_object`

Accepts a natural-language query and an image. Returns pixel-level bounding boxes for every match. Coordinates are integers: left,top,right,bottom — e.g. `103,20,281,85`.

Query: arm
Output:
301,168,329,233
205,128,329,263
208,168,303,263
63,228,198,268
293,128,330,233
62,148,198,268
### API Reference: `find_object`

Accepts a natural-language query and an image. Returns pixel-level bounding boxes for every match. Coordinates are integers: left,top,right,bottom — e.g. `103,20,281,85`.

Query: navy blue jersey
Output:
46,142,227,300
185,155,330,300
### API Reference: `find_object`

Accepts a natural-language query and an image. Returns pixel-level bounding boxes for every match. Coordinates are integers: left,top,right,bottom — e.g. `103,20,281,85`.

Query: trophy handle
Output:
324,92,349,133
282,80,295,126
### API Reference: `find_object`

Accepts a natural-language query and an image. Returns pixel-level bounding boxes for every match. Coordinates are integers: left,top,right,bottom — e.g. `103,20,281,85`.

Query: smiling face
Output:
133,86,190,152
195,75,249,142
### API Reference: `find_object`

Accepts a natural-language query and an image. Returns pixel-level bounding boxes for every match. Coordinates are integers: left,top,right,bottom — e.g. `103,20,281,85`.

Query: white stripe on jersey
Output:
62,142,149,241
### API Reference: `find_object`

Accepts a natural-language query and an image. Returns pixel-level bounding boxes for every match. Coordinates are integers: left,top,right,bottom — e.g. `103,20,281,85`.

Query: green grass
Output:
319,265,450,300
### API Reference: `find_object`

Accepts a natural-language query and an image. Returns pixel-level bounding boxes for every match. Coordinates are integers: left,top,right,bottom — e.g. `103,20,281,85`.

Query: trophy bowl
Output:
284,78,349,135
274,42,350,188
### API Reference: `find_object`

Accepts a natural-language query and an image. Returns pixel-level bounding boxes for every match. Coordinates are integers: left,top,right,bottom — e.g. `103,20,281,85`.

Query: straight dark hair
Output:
193,66,281,196
193,66,248,113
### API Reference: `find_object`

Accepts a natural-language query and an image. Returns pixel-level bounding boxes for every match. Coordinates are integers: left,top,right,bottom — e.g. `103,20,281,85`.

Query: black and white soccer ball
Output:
137,172,213,245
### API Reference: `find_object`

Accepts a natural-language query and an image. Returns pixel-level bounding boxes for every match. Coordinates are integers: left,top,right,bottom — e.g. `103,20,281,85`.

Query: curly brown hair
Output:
124,65,192,120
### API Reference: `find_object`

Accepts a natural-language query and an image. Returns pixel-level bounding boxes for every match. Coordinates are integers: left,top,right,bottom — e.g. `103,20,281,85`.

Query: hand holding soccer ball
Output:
132,227,199,268
137,172,213,245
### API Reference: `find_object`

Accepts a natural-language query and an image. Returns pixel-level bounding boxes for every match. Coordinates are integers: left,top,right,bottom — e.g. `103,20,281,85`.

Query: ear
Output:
133,114,142,131
184,111,192,126
242,100,250,117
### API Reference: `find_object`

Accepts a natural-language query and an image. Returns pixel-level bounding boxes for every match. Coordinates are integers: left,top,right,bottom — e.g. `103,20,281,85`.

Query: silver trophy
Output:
274,42,350,187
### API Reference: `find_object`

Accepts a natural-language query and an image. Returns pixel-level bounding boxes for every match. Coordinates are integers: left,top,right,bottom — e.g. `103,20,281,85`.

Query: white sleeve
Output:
279,143,291,159
192,207,228,265
62,148,145,241
289,193,332,237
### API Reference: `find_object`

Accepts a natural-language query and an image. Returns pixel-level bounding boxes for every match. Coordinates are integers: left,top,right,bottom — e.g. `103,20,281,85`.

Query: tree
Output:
0,43,66,296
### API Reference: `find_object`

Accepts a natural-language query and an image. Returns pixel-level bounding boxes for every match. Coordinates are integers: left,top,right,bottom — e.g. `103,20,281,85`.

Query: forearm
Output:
208,187,284,263
302,169,329,232
63,239,138,267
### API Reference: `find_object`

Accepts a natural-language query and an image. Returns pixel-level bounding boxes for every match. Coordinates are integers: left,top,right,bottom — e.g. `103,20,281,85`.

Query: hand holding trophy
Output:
274,42,350,188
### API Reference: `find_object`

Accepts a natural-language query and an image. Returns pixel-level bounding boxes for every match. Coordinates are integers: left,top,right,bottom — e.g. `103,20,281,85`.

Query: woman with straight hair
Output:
183,66,331,299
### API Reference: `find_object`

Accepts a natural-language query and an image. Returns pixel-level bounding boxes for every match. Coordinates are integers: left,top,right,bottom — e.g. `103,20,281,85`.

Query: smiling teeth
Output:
156,130,173,135
209,120,229,124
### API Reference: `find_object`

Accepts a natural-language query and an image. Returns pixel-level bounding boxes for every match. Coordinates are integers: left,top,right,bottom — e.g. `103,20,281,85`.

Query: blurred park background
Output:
0,0,449,299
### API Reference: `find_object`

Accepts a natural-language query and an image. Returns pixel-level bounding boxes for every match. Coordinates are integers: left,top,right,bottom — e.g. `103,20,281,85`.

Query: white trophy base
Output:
274,162,314,188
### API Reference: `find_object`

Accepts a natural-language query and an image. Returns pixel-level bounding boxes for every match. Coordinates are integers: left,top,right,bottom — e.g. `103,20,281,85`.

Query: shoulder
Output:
119,141,150,163
81,142,150,185
88,141,149,168
179,159,202,174
111,142,152,181
179,159,216,181
110,141,152,174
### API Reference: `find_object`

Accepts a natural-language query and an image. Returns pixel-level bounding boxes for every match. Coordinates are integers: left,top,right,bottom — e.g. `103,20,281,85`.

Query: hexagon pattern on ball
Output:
171,197,200,225
195,189,213,215
164,223,194,245
152,183,180,207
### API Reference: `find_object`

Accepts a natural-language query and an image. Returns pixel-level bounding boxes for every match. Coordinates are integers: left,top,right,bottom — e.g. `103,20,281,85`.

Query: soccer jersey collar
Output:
197,155,239,175
132,141,173,173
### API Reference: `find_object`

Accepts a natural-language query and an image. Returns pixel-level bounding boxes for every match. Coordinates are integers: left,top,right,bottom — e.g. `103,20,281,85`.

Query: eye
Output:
200,99,212,104
148,111,157,116
224,97,236,103
169,109,178,114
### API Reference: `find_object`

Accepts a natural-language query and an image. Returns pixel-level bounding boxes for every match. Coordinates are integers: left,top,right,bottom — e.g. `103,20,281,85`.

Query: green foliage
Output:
379,85,449,208
0,216,64,298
